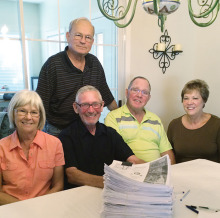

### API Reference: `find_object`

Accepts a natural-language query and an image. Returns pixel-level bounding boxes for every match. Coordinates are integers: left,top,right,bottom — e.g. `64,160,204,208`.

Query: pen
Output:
190,205,220,212
186,205,199,214
180,189,190,201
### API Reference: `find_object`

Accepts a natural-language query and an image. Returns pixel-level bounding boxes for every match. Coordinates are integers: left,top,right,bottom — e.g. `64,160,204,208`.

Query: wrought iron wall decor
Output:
149,30,182,74
97,0,220,31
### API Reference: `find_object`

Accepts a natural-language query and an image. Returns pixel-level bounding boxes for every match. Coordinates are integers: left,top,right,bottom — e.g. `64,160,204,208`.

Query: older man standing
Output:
58,85,144,189
105,76,175,164
37,17,117,136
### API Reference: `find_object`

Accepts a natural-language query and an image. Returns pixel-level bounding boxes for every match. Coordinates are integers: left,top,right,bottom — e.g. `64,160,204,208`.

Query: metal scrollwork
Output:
97,0,139,28
149,30,182,74
188,0,220,27
97,0,220,30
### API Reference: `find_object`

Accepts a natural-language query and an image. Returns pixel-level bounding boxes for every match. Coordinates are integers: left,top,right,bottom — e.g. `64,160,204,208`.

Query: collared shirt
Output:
59,118,134,189
105,104,172,162
0,130,65,200
36,46,114,129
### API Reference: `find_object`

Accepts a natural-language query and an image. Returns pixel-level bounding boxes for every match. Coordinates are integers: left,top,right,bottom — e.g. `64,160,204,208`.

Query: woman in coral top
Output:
0,90,65,205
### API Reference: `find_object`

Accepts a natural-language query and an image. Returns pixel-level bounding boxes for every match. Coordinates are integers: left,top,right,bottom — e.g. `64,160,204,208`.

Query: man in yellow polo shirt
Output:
105,76,175,164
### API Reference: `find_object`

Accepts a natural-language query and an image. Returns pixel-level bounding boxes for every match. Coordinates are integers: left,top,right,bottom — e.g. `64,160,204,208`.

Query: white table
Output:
172,159,220,218
0,159,219,218
0,186,103,218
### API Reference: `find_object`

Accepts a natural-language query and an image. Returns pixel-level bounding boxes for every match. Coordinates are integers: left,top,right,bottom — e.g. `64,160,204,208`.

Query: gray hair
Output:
128,76,151,93
69,17,95,36
181,79,209,103
75,85,102,103
8,90,46,130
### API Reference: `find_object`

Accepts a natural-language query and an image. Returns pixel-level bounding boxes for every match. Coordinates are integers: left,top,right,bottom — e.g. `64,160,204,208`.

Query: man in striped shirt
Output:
105,76,175,164
36,17,117,136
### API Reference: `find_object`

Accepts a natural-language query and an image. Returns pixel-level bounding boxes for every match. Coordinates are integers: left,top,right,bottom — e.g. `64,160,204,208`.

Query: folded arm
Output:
127,155,146,164
161,150,176,165
66,167,104,188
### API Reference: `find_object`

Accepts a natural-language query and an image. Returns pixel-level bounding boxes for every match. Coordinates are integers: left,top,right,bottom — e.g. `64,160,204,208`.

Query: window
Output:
0,0,120,123
94,33,104,66
0,36,24,91
31,77,39,91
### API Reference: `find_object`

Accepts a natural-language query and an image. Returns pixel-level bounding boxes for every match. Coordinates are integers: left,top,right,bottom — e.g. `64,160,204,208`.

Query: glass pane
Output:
0,0,23,93
60,0,90,34
0,0,20,39
92,16,117,45
91,0,104,18
0,38,24,92
91,45,118,97
91,2,118,124
93,45,118,124
100,107,110,124
23,0,59,41
27,40,67,86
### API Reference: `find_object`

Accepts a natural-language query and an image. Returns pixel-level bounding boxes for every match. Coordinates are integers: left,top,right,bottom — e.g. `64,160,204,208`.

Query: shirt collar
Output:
9,130,44,151
85,54,93,68
122,104,146,114
122,104,152,121
78,118,106,136
65,46,93,68
32,130,45,149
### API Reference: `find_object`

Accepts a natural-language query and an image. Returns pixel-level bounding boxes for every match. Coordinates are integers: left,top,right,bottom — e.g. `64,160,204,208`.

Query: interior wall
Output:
124,0,220,130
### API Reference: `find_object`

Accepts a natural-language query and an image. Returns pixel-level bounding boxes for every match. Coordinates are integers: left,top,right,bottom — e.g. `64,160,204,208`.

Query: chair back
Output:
0,112,13,139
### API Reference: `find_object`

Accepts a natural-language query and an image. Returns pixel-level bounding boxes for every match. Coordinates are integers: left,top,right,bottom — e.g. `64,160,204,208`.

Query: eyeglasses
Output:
76,102,102,110
15,109,40,118
72,33,93,42
129,88,150,96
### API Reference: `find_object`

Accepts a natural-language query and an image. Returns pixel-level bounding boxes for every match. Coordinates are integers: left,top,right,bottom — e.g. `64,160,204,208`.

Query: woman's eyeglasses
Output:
15,109,40,117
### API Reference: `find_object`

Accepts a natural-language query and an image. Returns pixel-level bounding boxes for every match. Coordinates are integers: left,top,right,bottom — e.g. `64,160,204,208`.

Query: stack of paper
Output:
101,155,173,218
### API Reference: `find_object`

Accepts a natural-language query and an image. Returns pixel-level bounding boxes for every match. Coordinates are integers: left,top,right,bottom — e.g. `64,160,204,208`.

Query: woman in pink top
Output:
0,90,65,205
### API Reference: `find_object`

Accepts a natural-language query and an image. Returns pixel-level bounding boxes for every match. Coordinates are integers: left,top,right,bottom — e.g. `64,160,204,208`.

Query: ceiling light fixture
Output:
97,0,220,31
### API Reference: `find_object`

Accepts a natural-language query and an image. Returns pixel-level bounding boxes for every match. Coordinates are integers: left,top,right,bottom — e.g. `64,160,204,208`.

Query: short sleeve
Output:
158,122,173,153
54,139,65,166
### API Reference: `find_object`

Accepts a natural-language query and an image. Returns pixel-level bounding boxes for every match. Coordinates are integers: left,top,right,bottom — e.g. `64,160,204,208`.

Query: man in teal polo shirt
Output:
105,76,175,164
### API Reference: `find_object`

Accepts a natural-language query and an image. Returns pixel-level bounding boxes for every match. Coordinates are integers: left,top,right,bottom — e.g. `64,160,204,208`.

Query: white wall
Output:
124,0,220,130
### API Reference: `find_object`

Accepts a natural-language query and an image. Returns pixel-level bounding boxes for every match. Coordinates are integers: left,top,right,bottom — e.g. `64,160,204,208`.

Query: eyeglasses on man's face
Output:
72,32,93,43
15,109,40,118
76,102,102,110
129,88,150,96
